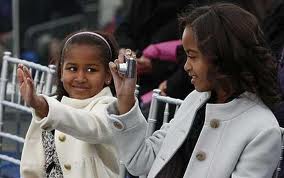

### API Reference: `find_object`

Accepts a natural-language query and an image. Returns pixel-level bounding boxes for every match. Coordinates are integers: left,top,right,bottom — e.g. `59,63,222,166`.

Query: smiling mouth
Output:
189,74,197,84
188,73,197,78
72,86,89,90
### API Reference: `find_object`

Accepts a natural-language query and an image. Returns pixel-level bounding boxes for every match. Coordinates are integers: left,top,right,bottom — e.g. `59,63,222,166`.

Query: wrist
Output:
117,95,135,115
32,96,49,118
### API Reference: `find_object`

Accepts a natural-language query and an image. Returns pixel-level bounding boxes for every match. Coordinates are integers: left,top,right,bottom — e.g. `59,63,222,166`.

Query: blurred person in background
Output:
114,0,199,97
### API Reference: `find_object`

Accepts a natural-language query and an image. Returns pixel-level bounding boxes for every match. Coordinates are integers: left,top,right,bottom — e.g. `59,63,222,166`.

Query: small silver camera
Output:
117,49,136,78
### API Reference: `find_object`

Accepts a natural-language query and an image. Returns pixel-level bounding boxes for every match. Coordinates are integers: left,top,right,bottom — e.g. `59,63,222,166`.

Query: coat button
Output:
58,134,66,142
113,121,123,130
210,119,220,128
196,151,206,161
64,164,71,170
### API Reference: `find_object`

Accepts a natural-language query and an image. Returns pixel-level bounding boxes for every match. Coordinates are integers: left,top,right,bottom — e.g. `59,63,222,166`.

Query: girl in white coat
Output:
18,31,120,178
106,3,283,178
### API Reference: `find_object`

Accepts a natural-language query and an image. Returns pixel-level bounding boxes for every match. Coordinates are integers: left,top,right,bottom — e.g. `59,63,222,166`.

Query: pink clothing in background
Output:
143,40,181,62
141,90,153,104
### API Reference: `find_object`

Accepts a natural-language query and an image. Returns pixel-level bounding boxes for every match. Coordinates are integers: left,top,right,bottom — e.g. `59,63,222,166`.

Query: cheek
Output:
89,75,106,86
197,67,211,85
201,72,215,90
61,72,73,84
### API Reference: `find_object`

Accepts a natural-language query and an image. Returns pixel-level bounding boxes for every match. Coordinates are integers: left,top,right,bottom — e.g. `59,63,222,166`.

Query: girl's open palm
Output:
17,64,37,107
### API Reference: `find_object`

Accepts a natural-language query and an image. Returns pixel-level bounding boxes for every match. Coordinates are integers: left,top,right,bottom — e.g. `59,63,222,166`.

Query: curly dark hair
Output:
178,3,282,109
55,30,119,101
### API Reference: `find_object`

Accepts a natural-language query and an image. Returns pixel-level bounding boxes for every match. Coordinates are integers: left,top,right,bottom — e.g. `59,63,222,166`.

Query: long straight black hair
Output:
179,3,282,109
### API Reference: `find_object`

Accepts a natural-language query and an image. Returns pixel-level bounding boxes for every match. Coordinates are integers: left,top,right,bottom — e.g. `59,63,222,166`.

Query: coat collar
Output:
205,91,261,121
60,87,113,108
181,90,262,122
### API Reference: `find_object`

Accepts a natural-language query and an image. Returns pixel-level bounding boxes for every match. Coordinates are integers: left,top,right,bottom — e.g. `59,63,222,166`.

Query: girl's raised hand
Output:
17,64,36,106
109,51,137,115
17,64,48,118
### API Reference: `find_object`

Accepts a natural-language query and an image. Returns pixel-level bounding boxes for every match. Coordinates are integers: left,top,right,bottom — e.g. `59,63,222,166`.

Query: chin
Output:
194,86,210,93
77,96,88,99
195,88,204,92
70,94,90,99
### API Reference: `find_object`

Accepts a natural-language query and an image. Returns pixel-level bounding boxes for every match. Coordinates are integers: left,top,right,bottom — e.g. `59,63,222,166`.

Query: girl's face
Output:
183,27,214,92
61,44,111,99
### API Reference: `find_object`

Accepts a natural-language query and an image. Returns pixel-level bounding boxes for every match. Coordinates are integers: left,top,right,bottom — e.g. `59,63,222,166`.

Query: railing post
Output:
44,64,56,96
0,52,12,132
146,89,161,137
12,0,20,57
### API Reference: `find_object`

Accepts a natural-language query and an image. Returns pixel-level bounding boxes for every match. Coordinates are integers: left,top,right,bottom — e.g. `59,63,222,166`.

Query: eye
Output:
185,51,196,60
187,54,196,60
86,67,97,72
65,66,77,72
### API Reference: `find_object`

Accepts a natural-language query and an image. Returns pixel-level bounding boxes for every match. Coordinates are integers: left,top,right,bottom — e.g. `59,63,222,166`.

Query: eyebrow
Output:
65,63,99,66
184,48,199,54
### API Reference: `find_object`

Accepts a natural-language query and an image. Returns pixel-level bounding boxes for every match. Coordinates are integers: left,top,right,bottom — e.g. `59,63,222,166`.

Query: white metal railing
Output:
0,51,56,129
146,89,183,137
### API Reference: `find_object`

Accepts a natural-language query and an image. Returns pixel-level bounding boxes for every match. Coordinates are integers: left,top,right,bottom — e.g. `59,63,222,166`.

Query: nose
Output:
75,70,87,82
184,58,192,72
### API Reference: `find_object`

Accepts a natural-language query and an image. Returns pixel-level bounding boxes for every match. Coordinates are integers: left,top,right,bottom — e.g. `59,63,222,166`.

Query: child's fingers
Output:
109,61,124,90
27,78,35,91
109,62,120,80
17,64,25,84
117,53,125,63
109,61,117,72
23,66,32,79
17,67,25,84
18,63,24,69
22,66,35,86
119,48,126,56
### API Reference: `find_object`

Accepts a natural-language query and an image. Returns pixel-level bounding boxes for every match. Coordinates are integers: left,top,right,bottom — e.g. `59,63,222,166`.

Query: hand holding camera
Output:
109,49,137,114
117,49,136,78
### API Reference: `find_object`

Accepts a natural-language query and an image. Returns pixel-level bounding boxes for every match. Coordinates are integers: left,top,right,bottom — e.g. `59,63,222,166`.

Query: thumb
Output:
109,62,121,87
17,68,25,85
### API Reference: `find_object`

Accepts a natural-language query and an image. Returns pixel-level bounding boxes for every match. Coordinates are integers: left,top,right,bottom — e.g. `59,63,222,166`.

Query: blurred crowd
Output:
0,0,129,65
0,0,283,119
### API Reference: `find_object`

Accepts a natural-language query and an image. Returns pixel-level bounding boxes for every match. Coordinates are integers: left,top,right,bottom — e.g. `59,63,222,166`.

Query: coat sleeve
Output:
20,119,45,178
231,127,281,178
32,96,115,144
105,99,171,176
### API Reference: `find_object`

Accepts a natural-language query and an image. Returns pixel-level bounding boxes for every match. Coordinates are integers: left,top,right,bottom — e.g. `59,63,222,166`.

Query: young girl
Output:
18,31,120,178
106,3,282,178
